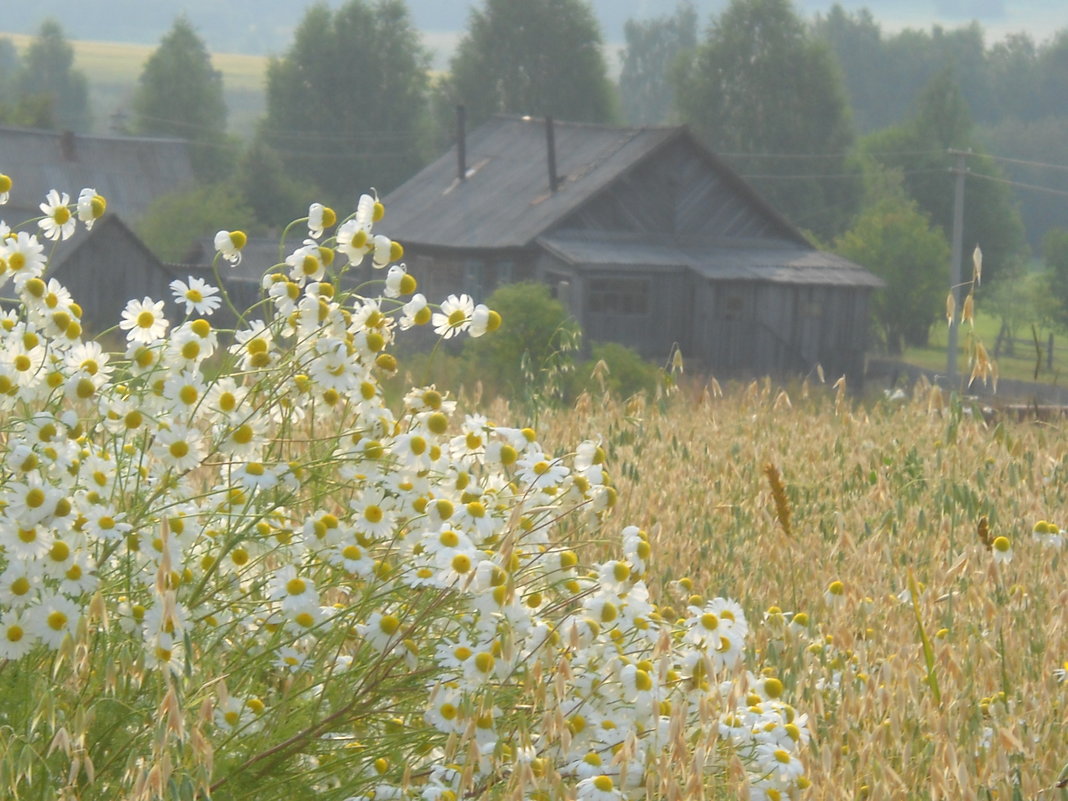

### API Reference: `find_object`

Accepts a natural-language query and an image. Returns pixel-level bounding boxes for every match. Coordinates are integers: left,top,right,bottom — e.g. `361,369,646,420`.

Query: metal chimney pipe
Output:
457,105,467,181
545,115,558,193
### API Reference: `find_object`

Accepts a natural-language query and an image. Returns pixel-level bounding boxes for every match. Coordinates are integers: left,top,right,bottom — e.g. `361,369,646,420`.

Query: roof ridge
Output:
489,113,680,135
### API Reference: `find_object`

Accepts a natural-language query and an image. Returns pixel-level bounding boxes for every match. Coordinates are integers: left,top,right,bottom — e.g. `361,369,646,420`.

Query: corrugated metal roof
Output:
539,233,885,288
382,115,679,249
0,125,195,223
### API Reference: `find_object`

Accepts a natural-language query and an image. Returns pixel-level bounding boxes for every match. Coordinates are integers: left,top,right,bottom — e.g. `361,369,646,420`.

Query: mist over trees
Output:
673,0,860,240
3,20,90,131
131,17,228,177
441,0,616,130
262,0,431,206
617,2,697,126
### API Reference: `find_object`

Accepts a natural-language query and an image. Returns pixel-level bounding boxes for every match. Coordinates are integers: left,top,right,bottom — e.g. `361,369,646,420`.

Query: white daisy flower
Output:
0,609,37,660
76,187,106,230
38,189,75,241
307,202,336,239
31,593,81,649
214,229,247,265
169,276,221,316
432,294,474,339
119,297,169,344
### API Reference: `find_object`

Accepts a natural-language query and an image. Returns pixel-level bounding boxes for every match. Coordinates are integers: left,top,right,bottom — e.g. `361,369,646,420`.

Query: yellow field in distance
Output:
1,32,268,93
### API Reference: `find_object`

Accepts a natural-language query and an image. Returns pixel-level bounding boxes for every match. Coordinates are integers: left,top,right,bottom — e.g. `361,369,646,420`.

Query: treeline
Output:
2,0,1068,351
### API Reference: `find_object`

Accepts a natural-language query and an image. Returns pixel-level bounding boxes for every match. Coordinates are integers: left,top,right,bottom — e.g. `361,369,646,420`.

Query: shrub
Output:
580,341,661,398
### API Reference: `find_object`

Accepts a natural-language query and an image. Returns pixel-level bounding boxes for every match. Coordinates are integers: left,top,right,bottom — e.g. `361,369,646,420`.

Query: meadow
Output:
1,181,1065,801
532,378,1068,800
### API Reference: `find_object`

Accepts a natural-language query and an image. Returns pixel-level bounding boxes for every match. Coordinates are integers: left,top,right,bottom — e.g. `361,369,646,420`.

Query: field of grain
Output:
534,379,1068,800
2,32,268,135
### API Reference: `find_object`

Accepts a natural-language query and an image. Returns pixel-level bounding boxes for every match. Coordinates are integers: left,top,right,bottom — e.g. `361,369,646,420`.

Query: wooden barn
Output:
383,115,883,380
0,125,199,333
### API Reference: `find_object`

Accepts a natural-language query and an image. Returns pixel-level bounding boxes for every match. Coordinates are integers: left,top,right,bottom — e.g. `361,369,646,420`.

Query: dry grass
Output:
532,379,1068,800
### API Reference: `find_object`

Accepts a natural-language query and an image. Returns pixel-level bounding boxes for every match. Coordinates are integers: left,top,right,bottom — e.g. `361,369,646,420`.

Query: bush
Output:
579,341,661,398
462,281,581,412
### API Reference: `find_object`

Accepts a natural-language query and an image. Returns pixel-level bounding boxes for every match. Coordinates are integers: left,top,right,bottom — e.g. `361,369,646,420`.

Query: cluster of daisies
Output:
0,182,808,801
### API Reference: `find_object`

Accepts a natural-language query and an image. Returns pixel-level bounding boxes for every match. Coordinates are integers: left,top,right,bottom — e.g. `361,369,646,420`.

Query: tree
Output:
834,167,949,353
862,70,1026,288
812,6,888,132
14,20,90,131
262,0,431,206
0,40,54,128
444,0,616,130
617,2,698,126
233,135,318,230
462,282,580,404
0,38,18,103
132,16,228,177
136,183,256,263
673,0,859,239
1043,227,1068,329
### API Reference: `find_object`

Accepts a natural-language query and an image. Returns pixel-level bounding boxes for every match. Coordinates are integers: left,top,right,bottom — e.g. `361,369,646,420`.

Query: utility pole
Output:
947,149,969,382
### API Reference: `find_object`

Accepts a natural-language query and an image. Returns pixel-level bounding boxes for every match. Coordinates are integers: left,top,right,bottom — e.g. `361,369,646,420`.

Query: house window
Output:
495,259,514,285
464,260,485,300
588,278,650,315
723,293,745,321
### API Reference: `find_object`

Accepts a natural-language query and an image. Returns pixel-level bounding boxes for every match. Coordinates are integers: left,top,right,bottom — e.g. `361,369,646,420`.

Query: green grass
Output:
901,311,1066,386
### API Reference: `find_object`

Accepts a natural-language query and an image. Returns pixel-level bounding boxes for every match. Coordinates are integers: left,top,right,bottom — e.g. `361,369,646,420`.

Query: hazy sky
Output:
4,0,1063,56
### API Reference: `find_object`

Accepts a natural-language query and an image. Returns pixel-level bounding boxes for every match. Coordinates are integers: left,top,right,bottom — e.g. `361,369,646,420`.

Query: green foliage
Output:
862,71,1027,288
443,0,616,130
978,115,1068,254
580,341,660,398
1043,227,1068,329
0,94,54,128
814,9,1068,133
233,134,320,229
617,2,698,126
263,0,431,206
13,19,90,132
462,282,580,411
132,16,229,178
673,0,859,239
135,182,256,263
0,38,18,101
834,167,949,353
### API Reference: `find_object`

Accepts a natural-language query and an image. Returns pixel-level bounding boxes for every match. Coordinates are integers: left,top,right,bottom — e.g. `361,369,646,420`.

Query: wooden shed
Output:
46,214,183,336
0,124,199,333
383,115,882,381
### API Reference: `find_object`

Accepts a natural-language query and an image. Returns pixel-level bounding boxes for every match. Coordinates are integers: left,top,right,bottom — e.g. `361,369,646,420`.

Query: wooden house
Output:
382,115,883,381
0,124,195,225
44,214,183,336
0,125,199,333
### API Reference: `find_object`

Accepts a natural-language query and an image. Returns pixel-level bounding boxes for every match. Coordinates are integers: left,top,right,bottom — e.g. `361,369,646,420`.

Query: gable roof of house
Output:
382,115,805,251
0,125,195,223
48,213,169,275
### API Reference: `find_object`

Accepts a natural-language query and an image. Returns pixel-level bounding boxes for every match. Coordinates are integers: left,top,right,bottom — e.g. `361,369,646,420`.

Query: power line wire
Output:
967,170,1068,199
981,152,1068,174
